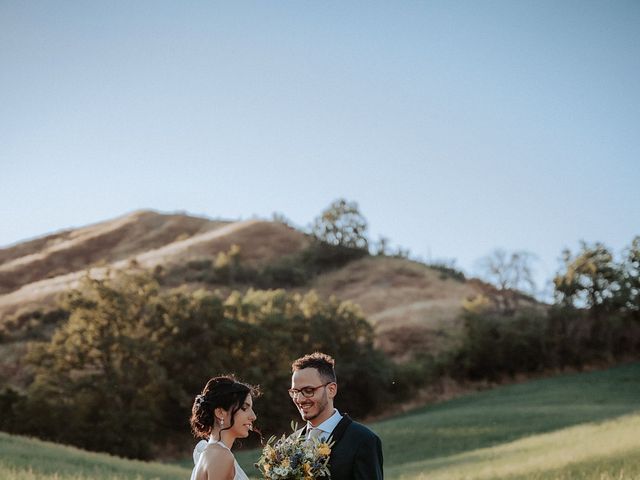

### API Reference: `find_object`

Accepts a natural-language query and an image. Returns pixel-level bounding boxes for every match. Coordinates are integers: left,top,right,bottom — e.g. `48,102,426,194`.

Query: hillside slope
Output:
0,211,309,317
0,211,488,334
0,210,504,375
0,210,224,294
0,431,189,480
309,256,478,356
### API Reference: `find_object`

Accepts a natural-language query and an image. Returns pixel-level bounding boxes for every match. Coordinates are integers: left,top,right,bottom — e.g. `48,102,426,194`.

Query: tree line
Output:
446,237,640,380
0,270,405,459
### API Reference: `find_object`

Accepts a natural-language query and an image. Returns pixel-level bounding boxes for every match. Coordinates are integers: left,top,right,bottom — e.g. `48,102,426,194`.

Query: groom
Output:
289,352,383,480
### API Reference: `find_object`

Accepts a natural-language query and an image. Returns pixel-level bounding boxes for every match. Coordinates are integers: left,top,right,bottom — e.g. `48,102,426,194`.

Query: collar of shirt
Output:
306,409,343,440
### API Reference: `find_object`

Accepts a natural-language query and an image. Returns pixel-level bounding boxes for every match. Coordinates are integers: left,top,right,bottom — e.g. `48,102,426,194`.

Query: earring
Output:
219,418,224,427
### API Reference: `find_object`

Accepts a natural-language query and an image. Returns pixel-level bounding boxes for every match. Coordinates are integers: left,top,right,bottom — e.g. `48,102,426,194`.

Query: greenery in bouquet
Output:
256,422,333,480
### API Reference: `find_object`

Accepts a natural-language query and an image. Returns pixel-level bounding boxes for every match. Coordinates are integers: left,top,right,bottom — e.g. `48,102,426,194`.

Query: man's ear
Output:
327,382,338,400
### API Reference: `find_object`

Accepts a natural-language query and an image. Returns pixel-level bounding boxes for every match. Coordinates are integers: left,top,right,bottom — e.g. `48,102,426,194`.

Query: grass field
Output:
237,362,640,479
0,432,189,480
384,412,640,479
2,363,640,479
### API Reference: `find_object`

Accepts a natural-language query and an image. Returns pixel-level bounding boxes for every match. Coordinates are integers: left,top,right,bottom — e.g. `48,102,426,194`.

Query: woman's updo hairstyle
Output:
190,375,259,440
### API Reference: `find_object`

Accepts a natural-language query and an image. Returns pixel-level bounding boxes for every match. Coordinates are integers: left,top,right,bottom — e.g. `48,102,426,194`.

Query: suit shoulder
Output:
346,420,381,441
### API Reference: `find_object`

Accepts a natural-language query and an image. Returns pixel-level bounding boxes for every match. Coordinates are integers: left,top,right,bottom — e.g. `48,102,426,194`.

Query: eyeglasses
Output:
288,382,333,399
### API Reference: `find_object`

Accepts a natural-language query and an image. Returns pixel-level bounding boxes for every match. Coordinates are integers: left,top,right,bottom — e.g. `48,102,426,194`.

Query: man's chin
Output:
300,410,317,421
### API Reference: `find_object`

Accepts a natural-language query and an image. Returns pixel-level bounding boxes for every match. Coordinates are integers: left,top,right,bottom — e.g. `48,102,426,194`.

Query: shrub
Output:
427,262,466,282
451,309,550,380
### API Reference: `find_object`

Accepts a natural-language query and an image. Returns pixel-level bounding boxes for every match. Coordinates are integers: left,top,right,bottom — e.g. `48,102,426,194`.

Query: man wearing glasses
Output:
290,352,383,480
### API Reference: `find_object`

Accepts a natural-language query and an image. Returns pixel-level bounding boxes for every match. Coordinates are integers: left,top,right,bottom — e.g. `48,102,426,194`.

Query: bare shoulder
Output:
202,442,234,463
200,444,235,480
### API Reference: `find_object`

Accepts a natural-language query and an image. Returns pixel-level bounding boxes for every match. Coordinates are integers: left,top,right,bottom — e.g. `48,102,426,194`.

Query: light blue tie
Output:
307,427,323,442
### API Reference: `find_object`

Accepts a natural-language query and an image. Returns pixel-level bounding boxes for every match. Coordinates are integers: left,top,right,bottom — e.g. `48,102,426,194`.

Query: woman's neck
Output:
212,430,236,449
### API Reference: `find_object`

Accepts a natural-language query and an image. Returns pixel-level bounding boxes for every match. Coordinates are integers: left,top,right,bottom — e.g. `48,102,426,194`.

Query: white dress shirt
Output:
306,409,343,442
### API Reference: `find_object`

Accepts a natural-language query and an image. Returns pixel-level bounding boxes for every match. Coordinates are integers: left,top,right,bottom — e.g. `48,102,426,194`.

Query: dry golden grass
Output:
309,256,480,357
0,211,220,294
0,212,309,318
311,257,477,329
134,219,309,267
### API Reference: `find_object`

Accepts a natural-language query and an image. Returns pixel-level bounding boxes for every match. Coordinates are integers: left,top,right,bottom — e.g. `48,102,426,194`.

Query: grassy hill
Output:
0,209,494,380
376,362,640,479
0,431,189,480
308,255,478,358
2,363,639,479
0,210,224,295
0,211,309,318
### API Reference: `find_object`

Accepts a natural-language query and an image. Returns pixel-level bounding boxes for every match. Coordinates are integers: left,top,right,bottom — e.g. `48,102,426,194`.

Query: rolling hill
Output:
0,211,309,317
0,210,495,369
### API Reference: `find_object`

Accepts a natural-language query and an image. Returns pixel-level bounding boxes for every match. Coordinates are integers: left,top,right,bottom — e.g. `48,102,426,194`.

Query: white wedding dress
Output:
190,438,249,480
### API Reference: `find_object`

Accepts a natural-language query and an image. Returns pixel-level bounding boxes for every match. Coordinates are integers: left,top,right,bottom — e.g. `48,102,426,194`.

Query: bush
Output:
257,256,309,287
546,305,640,368
451,310,550,381
158,239,369,290
1,308,68,342
0,387,25,432
301,241,369,272
427,262,466,282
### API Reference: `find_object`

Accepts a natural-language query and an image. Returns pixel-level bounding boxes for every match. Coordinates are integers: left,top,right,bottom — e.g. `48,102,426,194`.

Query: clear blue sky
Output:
2,1,639,297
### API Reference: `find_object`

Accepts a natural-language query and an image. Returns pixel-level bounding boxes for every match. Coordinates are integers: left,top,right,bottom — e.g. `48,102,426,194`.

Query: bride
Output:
190,376,259,480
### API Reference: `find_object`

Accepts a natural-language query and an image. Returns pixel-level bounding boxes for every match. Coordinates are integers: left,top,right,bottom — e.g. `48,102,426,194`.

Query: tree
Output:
213,244,242,283
551,240,640,359
475,249,538,314
27,272,167,458
553,242,623,317
223,288,393,423
373,235,390,256
477,249,537,292
311,199,369,250
620,236,640,318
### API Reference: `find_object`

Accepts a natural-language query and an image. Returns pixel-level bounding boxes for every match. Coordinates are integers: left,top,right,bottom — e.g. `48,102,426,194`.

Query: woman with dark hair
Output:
190,375,259,480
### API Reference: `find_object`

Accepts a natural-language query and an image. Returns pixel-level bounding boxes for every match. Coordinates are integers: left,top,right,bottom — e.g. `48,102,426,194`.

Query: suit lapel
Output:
328,414,352,447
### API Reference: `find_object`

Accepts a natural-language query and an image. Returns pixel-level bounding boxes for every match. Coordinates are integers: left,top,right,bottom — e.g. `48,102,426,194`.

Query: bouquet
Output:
256,422,333,479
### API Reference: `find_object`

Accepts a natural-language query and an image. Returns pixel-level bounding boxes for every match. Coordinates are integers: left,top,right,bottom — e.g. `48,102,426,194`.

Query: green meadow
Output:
0,432,189,480
2,363,640,479
239,363,640,479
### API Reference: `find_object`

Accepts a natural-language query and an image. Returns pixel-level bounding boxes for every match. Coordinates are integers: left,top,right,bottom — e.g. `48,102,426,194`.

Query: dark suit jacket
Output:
299,414,384,480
